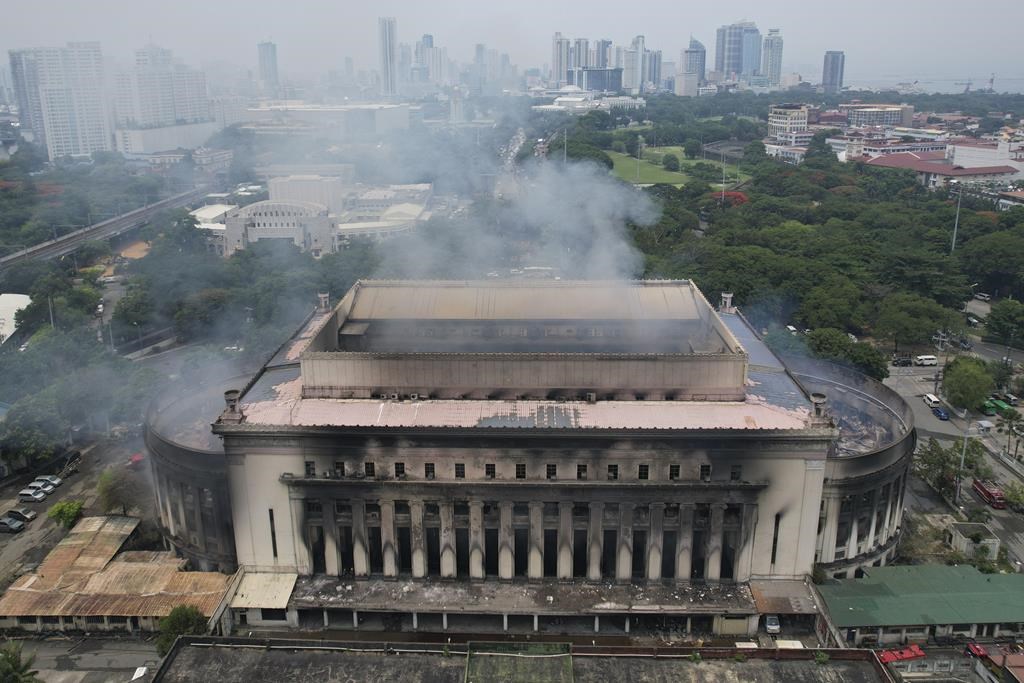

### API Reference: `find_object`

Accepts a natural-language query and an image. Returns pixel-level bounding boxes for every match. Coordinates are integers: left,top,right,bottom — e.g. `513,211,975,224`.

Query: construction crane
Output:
954,78,973,93
988,73,995,92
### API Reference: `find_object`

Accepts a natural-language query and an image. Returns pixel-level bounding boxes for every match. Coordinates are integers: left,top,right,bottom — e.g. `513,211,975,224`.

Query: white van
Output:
974,293,991,302
914,355,938,366
923,394,942,408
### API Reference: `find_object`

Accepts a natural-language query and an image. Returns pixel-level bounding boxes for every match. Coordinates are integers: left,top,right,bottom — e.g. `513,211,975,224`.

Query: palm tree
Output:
0,642,42,683
997,409,1024,459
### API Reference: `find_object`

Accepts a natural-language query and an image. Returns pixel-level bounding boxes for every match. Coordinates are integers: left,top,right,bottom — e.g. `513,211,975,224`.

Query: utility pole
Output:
48,296,55,329
563,128,567,164
721,151,726,205
955,421,974,507
950,181,963,254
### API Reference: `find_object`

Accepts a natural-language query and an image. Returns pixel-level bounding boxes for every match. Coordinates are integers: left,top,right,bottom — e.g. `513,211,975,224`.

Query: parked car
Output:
5,507,37,523
35,474,62,487
765,615,781,634
18,489,46,503
932,406,951,421
891,357,912,367
0,517,25,534
26,480,55,495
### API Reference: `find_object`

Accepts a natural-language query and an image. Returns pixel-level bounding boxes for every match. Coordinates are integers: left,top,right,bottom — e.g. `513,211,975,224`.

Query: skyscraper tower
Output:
760,29,784,87
9,42,110,160
573,38,590,70
682,37,706,84
551,32,571,86
715,21,760,79
257,41,279,97
379,17,398,96
595,39,612,68
822,50,845,94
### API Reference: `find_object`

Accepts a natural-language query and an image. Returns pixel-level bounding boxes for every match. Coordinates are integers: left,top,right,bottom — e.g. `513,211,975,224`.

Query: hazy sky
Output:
4,1,1023,89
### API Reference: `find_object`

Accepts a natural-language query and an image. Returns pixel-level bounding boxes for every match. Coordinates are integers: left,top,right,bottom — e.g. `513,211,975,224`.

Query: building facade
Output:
682,38,706,84
257,42,279,97
8,42,110,160
715,22,760,80
760,30,784,88
147,281,915,636
768,104,809,140
223,200,335,257
378,18,398,96
115,44,210,130
822,51,845,94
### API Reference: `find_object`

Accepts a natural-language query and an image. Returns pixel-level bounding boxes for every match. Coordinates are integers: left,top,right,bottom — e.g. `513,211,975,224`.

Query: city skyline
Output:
1,1,1022,92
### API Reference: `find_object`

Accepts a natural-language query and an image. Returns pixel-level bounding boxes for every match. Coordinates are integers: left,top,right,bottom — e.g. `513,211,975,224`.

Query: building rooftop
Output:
155,637,890,683
0,516,230,618
230,573,296,610
189,204,237,223
865,153,1016,175
818,564,1024,628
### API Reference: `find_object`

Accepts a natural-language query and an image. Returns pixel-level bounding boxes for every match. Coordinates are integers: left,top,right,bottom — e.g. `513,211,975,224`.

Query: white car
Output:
18,489,46,503
35,475,62,487
26,480,55,495
765,615,781,634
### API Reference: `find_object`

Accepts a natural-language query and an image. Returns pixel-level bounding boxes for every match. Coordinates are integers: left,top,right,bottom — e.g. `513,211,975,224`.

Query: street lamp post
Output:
949,181,963,255
954,418,976,506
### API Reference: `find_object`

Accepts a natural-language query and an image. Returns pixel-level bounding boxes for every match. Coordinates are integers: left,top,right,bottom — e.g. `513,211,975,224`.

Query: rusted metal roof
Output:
345,280,706,321
0,516,230,618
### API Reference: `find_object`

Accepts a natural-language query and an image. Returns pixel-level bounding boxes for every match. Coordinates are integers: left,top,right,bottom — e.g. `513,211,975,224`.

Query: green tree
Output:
683,139,701,159
986,299,1024,345
943,357,994,411
997,409,1023,456
156,605,209,657
915,436,988,500
96,467,141,516
1003,480,1024,509
0,642,42,682
47,500,84,529
662,153,680,172
874,293,961,351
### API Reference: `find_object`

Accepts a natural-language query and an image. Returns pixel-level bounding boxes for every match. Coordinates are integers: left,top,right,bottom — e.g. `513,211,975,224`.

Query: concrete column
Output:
503,613,508,631
880,486,894,544
380,500,397,578
587,502,604,581
616,504,634,582
191,485,207,552
323,609,328,627
443,612,448,630
705,503,725,582
412,612,418,630
528,502,544,579
410,500,426,578
322,497,340,576
352,610,359,629
351,499,369,577
469,501,485,580
675,503,694,581
289,497,312,574
847,505,860,559
625,616,630,633
499,501,514,580
867,490,880,547
820,497,841,563
594,615,600,633
734,503,758,581
557,502,573,580
533,614,539,632
440,501,456,578
646,503,665,581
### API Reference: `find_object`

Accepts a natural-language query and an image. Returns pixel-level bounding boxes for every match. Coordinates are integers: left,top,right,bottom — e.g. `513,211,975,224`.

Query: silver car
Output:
26,480,56,495
18,489,46,503
35,475,62,487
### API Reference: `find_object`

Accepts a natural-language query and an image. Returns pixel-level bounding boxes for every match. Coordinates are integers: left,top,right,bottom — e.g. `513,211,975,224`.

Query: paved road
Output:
17,637,159,683
0,186,210,270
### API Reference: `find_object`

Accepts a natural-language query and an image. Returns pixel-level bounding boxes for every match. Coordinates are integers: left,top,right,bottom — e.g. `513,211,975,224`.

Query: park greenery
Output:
943,357,996,411
47,500,84,529
914,436,992,502
0,641,41,682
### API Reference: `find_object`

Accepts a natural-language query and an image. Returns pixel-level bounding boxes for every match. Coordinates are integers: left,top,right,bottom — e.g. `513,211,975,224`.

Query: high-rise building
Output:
644,49,662,90
682,38,706,85
760,29,784,88
551,32,571,86
257,41,279,97
115,45,210,129
9,42,110,160
822,51,845,94
573,38,590,70
378,17,398,96
714,21,760,79
594,39,612,68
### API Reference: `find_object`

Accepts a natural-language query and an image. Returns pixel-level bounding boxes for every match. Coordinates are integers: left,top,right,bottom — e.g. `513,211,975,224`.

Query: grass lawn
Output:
608,151,688,186
465,642,573,683
645,146,751,184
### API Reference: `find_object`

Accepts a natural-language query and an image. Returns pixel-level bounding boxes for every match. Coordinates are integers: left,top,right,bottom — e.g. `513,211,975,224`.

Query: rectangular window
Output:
546,464,557,480
669,464,680,480
455,463,466,479
260,608,287,621
425,463,435,479
516,463,526,479
485,463,496,479
638,464,649,480
364,462,375,478
394,462,405,478
268,509,278,558
304,500,322,515
607,464,619,480
699,464,712,481
304,461,316,477
730,465,742,482
577,464,588,480
333,461,345,477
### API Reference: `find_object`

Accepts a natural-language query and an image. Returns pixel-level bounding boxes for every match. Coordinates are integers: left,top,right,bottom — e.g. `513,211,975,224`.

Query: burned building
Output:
145,280,915,635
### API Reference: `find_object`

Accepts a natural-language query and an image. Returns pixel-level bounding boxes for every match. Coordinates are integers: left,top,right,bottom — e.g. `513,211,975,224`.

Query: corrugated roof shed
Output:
819,565,1024,628
0,516,230,618
230,573,297,609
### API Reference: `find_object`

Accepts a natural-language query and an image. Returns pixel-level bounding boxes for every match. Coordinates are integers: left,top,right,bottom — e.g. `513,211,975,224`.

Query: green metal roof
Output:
819,565,1024,628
